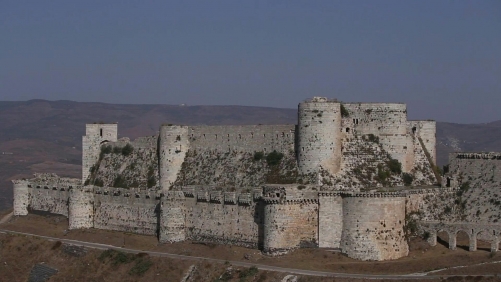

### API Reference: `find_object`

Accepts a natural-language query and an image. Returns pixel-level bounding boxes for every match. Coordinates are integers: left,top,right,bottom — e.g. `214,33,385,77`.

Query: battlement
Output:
451,152,501,160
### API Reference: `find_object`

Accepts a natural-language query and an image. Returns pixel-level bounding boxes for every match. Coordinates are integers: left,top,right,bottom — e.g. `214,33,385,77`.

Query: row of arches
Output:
422,223,501,253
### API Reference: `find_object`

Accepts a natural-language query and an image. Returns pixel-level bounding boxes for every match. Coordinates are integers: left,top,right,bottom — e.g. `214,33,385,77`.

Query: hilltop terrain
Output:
1,99,500,210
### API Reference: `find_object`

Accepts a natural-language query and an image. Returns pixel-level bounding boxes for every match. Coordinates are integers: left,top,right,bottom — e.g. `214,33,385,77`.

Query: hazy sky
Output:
1,1,500,123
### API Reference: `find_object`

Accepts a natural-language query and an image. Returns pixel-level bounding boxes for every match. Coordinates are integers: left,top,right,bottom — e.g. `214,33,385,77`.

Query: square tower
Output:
82,124,118,183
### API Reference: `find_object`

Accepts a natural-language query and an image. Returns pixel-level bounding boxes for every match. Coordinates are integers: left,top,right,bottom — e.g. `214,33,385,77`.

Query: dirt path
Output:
0,211,13,224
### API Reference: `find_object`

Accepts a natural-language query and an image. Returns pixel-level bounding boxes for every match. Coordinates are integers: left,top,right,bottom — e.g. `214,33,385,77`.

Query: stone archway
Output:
436,229,451,249
455,229,471,251
476,229,493,252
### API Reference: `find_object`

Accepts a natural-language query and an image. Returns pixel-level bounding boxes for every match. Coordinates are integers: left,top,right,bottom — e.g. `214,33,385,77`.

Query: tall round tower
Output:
158,125,189,191
68,186,94,229
297,97,342,177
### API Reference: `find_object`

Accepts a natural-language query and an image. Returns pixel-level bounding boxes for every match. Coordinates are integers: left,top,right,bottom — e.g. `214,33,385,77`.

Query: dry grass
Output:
3,214,501,280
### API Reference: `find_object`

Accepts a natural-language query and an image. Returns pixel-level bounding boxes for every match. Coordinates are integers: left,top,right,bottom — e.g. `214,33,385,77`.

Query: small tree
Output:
403,173,413,186
340,104,349,117
266,151,283,166
253,151,264,161
387,159,402,174
122,144,134,156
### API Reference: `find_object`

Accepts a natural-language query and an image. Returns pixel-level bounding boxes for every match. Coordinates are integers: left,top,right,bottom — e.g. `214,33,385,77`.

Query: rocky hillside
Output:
0,99,500,210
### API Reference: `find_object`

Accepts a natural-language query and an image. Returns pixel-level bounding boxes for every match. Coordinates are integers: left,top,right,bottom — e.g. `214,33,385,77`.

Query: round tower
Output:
341,194,408,261
68,186,94,229
159,125,189,191
297,97,342,176
13,180,30,216
159,191,186,243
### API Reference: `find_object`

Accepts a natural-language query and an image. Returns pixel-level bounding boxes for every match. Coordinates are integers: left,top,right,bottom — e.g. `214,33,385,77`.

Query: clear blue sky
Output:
1,1,500,123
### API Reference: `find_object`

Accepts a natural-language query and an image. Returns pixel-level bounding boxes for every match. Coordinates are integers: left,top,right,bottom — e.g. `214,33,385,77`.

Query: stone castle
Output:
13,97,464,261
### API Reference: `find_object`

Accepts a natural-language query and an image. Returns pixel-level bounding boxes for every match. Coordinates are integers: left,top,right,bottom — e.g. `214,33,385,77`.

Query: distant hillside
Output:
0,99,500,210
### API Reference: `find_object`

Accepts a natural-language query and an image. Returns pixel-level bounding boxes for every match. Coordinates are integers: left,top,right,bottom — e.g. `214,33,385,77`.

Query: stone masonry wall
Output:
343,103,411,172
262,185,319,255
183,189,264,248
13,180,29,216
297,97,342,176
341,195,408,261
93,187,159,236
82,124,118,183
447,153,501,224
29,187,69,216
159,191,186,243
188,125,295,153
318,193,343,248
409,121,437,164
159,125,189,190
68,186,95,229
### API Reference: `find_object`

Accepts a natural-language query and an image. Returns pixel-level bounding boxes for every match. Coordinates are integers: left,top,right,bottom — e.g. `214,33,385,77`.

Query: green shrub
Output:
403,173,413,186
253,151,264,161
442,164,450,174
340,104,349,117
113,175,126,188
112,251,135,265
377,167,390,182
129,259,153,276
98,249,115,262
367,134,379,143
423,231,430,240
94,178,104,187
457,181,471,196
239,266,259,279
444,206,452,214
266,151,283,166
113,146,122,154
147,176,156,188
387,159,402,174
100,145,112,159
122,144,134,156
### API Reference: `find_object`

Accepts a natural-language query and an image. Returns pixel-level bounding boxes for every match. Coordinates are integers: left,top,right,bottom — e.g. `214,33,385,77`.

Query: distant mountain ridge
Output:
0,99,500,210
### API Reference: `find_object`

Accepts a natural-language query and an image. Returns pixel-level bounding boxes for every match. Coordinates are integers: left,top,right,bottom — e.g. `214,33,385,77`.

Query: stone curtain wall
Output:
318,193,343,248
262,186,319,255
69,187,95,229
29,187,70,216
93,187,159,235
188,125,295,154
447,153,501,224
341,194,408,261
183,190,264,248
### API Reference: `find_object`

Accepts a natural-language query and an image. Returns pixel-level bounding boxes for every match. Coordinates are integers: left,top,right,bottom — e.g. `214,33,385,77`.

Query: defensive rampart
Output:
93,187,159,235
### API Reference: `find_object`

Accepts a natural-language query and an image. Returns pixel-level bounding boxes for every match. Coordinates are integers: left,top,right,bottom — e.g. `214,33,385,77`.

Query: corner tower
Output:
297,97,342,177
82,124,118,183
